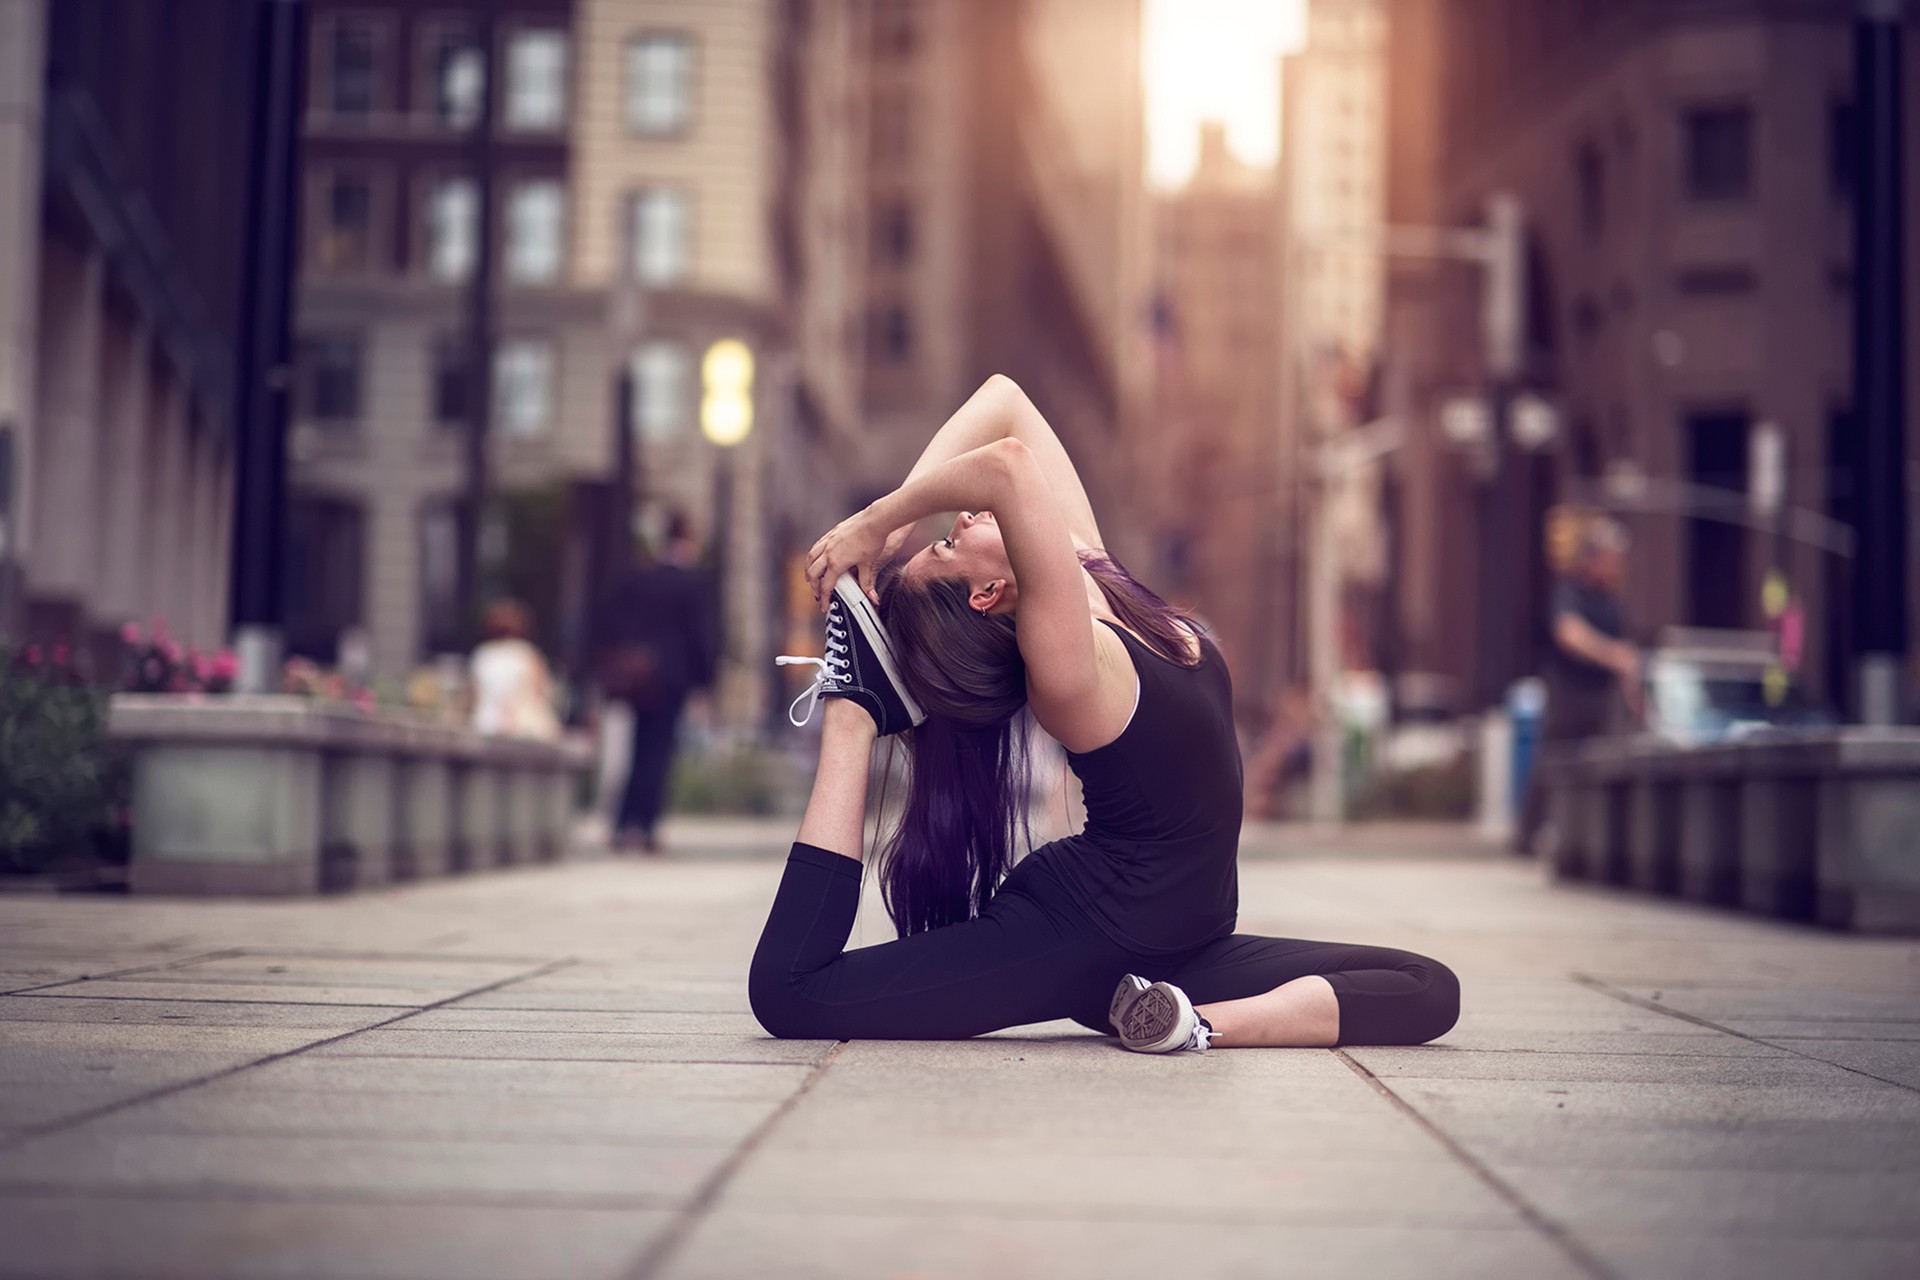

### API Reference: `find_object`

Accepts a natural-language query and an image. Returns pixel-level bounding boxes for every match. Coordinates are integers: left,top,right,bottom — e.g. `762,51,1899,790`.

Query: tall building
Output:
1382,0,1920,717
291,0,786,722
771,0,1151,657
0,0,253,658
289,0,1147,722
797,0,1150,532
1277,0,1392,725
1149,122,1287,714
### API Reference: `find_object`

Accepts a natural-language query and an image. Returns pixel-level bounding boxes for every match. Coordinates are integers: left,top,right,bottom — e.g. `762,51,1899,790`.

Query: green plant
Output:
1348,753,1476,822
0,643,120,872
669,745,785,816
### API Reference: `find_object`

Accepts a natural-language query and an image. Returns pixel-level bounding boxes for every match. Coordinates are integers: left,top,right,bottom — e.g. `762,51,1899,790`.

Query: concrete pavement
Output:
2,819,1918,1279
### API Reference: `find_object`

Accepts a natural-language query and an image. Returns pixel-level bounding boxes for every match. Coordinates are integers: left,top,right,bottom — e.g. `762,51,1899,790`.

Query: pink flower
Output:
50,640,69,665
161,642,183,664
351,689,376,713
119,622,142,645
211,651,239,678
150,616,170,642
22,645,39,665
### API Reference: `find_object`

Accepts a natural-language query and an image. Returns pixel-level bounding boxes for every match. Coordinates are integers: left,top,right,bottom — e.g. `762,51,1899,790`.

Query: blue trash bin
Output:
1508,678,1545,821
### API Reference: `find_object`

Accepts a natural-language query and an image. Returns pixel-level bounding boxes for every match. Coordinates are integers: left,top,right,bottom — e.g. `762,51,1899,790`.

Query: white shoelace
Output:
775,615,852,727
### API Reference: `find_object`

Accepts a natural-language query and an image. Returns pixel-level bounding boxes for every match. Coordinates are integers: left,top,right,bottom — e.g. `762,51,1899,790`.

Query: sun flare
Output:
1144,0,1307,188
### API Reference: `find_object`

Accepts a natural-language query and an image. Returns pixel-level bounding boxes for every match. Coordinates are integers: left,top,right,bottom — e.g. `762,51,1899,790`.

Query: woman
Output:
469,599,561,742
753,376,1458,1052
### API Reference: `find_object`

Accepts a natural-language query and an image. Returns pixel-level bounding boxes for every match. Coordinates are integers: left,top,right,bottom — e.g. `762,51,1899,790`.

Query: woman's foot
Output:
777,574,926,735
1109,975,1216,1053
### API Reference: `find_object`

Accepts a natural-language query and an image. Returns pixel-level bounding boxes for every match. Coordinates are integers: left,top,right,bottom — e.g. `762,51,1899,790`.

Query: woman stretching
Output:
752,376,1459,1052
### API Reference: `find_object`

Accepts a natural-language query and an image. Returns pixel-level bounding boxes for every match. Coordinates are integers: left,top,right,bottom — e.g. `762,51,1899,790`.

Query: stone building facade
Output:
1382,0,1920,717
0,0,253,659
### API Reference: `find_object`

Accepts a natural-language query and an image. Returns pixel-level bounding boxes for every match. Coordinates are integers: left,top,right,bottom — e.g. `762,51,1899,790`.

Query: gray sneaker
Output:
1109,974,1216,1053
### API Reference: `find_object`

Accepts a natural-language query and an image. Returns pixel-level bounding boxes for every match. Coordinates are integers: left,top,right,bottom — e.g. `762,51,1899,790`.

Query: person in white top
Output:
469,599,561,741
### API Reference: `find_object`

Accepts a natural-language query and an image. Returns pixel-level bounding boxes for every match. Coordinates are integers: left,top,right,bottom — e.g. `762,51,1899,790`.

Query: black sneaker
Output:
776,574,927,736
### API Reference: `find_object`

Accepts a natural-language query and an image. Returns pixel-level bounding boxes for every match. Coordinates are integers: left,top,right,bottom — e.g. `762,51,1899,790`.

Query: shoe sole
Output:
1119,987,1183,1048
832,575,927,727
1108,974,1150,1031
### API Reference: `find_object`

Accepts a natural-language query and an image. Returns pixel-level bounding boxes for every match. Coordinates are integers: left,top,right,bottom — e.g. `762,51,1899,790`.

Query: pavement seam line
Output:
619,1039,848,1280
1570,973,1920,1095
0,947,249,997
0,958,579,1154
1331,1048,1618,1280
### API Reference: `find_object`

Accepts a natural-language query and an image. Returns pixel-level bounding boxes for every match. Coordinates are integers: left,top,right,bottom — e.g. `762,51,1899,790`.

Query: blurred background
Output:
0,0,1914,834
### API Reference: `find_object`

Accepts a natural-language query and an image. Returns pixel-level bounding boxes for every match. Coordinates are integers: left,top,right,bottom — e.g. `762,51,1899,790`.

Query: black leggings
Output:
750,843,1460,1046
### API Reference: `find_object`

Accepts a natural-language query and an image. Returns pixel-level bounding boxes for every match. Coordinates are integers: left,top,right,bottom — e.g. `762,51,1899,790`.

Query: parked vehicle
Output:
1641,628,1835,745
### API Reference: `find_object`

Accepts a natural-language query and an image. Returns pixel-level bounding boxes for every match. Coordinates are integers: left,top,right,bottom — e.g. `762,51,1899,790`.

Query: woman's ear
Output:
971,579,1009,615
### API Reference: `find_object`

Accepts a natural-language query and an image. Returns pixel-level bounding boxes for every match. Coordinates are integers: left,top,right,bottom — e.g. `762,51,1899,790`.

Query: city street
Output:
2,823,1918,1280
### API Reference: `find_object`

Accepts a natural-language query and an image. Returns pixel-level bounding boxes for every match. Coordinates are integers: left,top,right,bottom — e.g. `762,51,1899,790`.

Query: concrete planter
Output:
1538,730,1920,933
110,696,592,896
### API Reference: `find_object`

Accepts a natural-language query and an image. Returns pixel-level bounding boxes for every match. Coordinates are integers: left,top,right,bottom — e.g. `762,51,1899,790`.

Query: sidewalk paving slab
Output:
0,824,1916,1279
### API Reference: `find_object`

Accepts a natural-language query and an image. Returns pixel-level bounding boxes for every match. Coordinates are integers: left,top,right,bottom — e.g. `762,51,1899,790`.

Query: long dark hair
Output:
874,549,1196,936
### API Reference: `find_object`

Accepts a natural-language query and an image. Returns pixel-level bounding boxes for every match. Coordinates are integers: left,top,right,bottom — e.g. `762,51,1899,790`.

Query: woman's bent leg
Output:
748,848,1129,1040
1165,935,1460,1047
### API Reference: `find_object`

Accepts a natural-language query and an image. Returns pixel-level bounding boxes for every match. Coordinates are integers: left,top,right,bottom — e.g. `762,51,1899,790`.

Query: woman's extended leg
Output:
750,701,1129,1040
1163,935,1460,1048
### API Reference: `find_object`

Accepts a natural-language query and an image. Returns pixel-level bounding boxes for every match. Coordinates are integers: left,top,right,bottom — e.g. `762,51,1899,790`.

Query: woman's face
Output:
904,510,1014,608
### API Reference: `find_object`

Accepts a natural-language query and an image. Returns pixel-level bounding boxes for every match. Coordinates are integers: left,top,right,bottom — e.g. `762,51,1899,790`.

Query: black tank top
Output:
1031,619,1243,954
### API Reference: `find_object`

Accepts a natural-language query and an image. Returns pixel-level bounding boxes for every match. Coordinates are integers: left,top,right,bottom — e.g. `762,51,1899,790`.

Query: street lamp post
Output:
1281,197,1527,822
1851,0,1909,725
230,0,308,693
700,338,755,729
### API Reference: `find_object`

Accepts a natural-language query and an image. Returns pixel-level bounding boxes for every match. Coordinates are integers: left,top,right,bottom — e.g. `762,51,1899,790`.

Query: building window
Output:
1686,411,1750,628
630,340,691,442
1683,104,1753,202
494,340,554,437
1575,141,1605,241
873,0,918,58
424,22,484,128
432,336,470,425
626,33,694,135
869,304,913,363
1830,97,1856,201
426,177,478,281
871,93,913,167
297,333,363,424
626,187,690,285
322,19,381,120
505,181,565,283
419,502,462,654
505,29,568,131
287,497,367,663
876,201,914,265
315,171,376,271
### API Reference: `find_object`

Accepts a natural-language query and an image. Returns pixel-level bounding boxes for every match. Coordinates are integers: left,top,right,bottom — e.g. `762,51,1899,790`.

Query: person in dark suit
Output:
595,513,719,853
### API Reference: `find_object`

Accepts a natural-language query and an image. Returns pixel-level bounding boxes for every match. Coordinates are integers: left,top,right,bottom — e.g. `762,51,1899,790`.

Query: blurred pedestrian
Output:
1517,514,1640,856
469,599,561,741
595,513,719,854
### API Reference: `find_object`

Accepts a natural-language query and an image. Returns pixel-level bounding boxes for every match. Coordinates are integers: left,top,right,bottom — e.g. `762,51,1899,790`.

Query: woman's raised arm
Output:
890,375,1103,553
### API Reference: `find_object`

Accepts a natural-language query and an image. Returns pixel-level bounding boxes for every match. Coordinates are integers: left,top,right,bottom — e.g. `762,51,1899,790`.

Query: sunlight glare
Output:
1145,0,1306,189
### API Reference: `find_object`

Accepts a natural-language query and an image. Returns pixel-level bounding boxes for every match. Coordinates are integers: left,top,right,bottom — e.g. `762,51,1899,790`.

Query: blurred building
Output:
1149,122,1286,715
1382,0,1920,719
781,0,1150,539
1277,0,1393,717
0,0,254,657
290,0,784,721
290,0,1146,727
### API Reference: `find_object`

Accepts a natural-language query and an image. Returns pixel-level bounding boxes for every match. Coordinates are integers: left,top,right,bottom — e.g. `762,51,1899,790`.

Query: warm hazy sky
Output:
1144,0,1307,188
